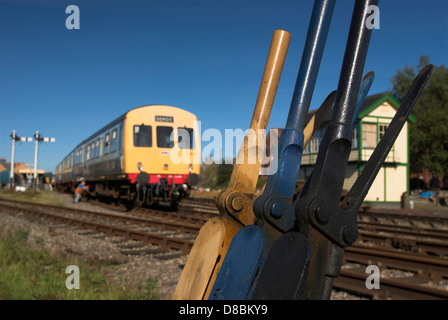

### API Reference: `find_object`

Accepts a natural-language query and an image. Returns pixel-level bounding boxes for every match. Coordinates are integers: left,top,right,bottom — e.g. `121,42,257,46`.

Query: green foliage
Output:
216,163,234,188
391,55,448,177
199,159,235,189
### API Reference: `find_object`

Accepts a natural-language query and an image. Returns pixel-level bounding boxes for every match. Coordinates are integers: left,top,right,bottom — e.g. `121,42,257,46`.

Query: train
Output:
55,105,201,206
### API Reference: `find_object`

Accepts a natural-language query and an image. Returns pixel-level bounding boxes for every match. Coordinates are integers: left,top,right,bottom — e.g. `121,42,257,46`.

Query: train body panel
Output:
55,105,200,205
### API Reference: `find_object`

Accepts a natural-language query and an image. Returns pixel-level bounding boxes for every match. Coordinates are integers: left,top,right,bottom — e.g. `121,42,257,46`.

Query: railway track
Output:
0,198,196,255
335,268,448,300
185,197,448,228
2,196,448,299
183,198,448,299
333,245,448,299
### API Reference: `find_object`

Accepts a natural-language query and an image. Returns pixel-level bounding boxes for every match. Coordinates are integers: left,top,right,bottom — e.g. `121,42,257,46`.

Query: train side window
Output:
111,129,117,152
86,145,91,160
90,142,95,159
95,139,100,158
178,127,194,149
104,133,110,154
157,126,174,148
134,125,152,147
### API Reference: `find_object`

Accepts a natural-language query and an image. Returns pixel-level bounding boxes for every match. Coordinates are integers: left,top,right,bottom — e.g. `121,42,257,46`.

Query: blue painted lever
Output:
208,0,336,300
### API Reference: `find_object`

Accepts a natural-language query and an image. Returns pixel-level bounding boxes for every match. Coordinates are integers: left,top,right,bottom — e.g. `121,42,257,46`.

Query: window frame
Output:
133,124,153,148
177,127,194,149
111,129,118,153
156,126,174,149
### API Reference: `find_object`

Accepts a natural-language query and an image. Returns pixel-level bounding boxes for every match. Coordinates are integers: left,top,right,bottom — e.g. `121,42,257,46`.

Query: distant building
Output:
298,92,413,206
0,161,46,185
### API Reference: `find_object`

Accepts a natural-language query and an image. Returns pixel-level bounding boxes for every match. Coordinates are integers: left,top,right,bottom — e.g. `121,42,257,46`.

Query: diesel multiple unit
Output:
55,105,201,206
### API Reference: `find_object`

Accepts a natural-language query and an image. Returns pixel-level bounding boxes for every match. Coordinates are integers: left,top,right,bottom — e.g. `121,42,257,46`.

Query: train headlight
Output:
164,163,169,169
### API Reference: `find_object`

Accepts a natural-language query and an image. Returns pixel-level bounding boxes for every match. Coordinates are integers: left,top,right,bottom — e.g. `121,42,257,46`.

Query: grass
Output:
0,227,159,300
0,189,161,299
0,189,65,207
414,204,448,212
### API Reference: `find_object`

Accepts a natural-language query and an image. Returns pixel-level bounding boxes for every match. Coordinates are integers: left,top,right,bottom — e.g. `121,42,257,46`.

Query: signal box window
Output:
379,124,388,140
178,127,194,149
157,126,174,148
134,125,153,147
362,123,377,149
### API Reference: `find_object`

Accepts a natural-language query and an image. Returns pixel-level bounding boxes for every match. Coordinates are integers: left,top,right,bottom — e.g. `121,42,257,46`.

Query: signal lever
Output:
253,0,380,300
209,0,431,300
252,0,432,300
173,28,291,300
208,0,337,300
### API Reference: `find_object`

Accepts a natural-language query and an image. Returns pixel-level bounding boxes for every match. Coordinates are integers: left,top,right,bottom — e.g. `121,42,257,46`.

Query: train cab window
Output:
111,129,117,152
157,126,174,148
178,127,194,149
134,125,152,147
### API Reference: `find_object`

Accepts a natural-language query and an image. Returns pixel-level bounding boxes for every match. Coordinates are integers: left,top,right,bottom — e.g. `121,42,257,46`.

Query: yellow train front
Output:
55,105,201,206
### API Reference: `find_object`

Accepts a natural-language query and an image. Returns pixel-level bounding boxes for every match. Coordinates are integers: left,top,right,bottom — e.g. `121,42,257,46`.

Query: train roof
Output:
77,104,194,147
56,105,194,166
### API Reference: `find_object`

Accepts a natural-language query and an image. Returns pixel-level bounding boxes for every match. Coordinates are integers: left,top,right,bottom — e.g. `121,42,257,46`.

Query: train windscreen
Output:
157,126,174,148
178,127,194,149
134,125,153,147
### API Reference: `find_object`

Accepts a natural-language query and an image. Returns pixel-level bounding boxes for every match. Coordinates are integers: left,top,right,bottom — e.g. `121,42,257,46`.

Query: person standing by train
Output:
74,181,88,203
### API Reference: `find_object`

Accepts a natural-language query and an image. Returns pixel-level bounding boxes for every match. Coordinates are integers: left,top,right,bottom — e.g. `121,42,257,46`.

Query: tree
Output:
391,55,448,178
198,158,235,189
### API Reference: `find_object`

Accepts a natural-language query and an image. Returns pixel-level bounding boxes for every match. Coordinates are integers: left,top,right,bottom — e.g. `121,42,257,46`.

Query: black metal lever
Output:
251,0,380,300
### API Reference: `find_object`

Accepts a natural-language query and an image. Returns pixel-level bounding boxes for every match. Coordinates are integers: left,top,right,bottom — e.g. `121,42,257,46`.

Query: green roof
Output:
356,92,416,123
307,92,417,123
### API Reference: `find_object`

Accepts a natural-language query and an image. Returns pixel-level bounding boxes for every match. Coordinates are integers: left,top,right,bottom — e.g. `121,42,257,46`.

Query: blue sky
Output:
0,0,447,173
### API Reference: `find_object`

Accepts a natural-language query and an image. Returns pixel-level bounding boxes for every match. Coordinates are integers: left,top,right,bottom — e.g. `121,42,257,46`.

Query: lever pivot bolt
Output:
270,201,286,219
314,206,330,225
342,226,358,245
231,197,244,212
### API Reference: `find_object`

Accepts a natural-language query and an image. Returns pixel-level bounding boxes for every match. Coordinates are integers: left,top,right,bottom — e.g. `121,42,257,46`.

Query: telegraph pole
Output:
10,130,32,190
33,131,55,189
